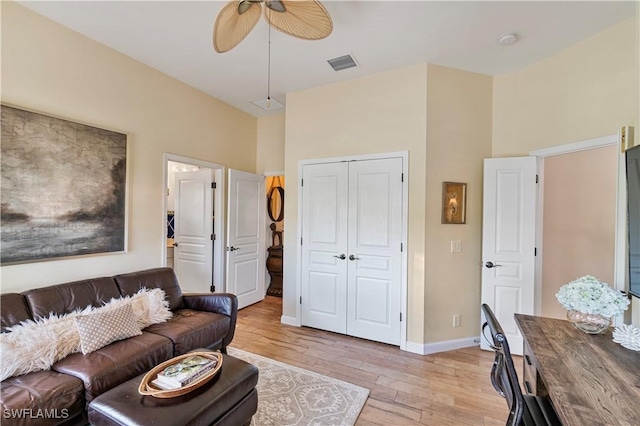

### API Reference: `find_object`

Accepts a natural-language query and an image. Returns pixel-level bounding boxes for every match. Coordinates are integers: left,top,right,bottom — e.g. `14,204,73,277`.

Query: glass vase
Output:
567,310,612,334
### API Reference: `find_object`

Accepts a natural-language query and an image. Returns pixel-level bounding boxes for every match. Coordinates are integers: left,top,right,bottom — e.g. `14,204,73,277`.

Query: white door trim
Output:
162,153,226,292
294,151,409,351
529,134,626,315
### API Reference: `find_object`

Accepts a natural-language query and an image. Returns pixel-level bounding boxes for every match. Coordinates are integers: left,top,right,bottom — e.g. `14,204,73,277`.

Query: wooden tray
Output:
138,351,223,398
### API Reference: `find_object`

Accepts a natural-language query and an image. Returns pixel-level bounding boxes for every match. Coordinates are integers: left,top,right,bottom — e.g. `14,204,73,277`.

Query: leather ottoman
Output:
88,354,258,426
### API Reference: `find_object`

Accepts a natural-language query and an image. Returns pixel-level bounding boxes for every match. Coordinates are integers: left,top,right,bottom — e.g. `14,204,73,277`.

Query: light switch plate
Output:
450,240,462,253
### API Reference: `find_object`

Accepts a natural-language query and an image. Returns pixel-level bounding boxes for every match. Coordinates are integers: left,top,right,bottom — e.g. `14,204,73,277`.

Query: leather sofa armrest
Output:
182,293,238,352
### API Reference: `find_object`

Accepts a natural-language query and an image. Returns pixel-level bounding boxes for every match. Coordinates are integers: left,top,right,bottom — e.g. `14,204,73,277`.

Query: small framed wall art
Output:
442,182,467,224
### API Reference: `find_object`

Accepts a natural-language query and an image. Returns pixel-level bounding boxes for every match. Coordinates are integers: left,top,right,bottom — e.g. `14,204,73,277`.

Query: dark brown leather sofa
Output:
0,267,239,426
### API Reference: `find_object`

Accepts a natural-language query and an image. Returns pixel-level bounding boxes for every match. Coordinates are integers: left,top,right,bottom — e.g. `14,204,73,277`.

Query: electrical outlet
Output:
453,314,461,328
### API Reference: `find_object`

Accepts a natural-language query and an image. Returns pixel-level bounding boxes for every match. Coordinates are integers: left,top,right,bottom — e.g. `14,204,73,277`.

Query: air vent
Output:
328,54,358,72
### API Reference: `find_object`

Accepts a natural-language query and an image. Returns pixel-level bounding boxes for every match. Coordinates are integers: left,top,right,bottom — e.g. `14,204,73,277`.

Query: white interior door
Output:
346,158,403,345
481,157,537,355
300,162,349,333
226,169,265,309
174,169,213,293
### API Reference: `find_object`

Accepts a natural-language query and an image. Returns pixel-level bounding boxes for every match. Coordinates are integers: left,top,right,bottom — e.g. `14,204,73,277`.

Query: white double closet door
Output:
301,157,403,345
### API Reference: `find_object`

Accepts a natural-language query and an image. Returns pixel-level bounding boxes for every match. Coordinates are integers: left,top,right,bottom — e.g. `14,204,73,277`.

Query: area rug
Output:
227,347,369,426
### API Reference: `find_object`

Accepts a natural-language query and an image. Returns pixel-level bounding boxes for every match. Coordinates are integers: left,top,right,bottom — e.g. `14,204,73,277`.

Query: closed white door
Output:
301,158,403,345
347,158,403,345
300,162,349,333
481,157,537,355
226,169,266,309
174,169,213,293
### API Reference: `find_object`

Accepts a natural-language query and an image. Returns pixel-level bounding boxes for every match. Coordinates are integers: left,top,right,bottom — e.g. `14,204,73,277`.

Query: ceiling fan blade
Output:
213,1,262,53
264,0,333,40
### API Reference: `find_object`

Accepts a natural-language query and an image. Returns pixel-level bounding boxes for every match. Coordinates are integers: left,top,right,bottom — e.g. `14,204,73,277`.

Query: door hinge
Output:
401,173,404,182
400,312,403,322
211,182,217,189
301,237,303,245
401,243,403,252
210,285,215,292
211,234,214,241
535,175,539,184
301,179,304,187
534,247,537,256
300,296,302,304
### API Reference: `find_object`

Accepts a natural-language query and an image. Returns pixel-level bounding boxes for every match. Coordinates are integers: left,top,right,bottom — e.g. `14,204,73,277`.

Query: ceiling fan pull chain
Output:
266,8,272,108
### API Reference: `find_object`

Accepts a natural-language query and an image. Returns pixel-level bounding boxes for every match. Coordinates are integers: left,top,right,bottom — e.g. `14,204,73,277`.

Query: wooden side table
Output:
266,245,283,297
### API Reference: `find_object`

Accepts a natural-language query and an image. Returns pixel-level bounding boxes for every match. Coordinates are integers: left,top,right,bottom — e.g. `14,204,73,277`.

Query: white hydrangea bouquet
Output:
556,275,629,318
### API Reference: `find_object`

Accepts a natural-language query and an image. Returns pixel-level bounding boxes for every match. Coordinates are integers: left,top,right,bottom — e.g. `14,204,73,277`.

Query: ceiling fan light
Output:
266,1,286,13
237,0,254,15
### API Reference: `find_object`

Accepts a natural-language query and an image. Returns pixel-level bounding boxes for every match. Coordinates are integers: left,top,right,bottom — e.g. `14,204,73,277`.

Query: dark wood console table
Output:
515,314,640,425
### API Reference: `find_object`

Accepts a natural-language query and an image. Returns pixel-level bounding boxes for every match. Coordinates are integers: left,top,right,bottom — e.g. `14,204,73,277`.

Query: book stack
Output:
151,355,218,390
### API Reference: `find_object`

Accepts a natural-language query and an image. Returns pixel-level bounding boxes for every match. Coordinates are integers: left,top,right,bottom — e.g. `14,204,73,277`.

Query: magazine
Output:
152,355,217,389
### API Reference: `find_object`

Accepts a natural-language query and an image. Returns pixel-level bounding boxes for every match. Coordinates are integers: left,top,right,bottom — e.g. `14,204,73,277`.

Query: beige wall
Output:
0,2,257,292
493,18,638,157
425,64,493,342
284,65,428,343
256,113,286,173
493,15,639,322
283,64,492,346
541,146,618,319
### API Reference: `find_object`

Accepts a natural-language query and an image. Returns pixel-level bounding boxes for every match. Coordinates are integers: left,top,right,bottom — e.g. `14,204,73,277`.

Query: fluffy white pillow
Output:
0,315,77,381
0,288,172,381
75,304,142,354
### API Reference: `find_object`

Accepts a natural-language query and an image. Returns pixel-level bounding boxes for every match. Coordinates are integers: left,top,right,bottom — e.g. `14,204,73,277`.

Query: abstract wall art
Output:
1,105,128,264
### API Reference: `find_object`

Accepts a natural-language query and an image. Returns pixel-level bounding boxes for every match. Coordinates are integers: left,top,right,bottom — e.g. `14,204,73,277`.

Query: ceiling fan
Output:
213,0,333,53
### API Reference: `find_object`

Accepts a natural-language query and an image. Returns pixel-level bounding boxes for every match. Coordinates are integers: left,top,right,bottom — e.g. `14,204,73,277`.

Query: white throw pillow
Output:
75,304,142,354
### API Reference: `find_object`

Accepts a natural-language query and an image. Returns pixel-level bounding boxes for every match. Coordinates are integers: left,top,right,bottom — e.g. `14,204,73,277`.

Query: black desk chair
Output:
481,304,561,426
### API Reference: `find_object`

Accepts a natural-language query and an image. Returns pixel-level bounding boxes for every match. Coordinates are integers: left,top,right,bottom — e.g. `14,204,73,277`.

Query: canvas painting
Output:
1,105,127,264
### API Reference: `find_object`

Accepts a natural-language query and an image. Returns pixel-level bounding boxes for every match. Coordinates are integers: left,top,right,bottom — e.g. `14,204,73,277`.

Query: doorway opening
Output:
531,134,626,319
162,154,225,293
265,173,285,298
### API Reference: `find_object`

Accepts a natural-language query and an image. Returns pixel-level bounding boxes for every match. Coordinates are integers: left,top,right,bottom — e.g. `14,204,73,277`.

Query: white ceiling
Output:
18,1,637,117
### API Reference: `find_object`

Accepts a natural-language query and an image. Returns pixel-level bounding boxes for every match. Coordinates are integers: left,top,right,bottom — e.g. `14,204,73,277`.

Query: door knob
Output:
333,254,346,260
349,255,360,261
173,242,179,247
229,246,241,252
485,261,503,268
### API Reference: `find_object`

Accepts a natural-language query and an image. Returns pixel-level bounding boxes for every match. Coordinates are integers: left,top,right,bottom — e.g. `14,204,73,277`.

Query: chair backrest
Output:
481,303,525,426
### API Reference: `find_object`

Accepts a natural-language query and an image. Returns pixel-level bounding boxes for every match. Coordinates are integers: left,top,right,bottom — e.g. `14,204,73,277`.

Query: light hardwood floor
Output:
231,296,512,426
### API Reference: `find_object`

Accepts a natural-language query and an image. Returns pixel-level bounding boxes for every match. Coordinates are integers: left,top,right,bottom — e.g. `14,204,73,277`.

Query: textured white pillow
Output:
75,304,142,354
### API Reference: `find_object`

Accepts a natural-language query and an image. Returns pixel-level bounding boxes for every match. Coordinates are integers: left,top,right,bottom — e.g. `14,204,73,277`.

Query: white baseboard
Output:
404,336,479,355
280,315,299,327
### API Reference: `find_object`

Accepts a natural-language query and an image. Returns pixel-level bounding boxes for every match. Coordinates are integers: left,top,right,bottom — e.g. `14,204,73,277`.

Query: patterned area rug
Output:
227,347,369,426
